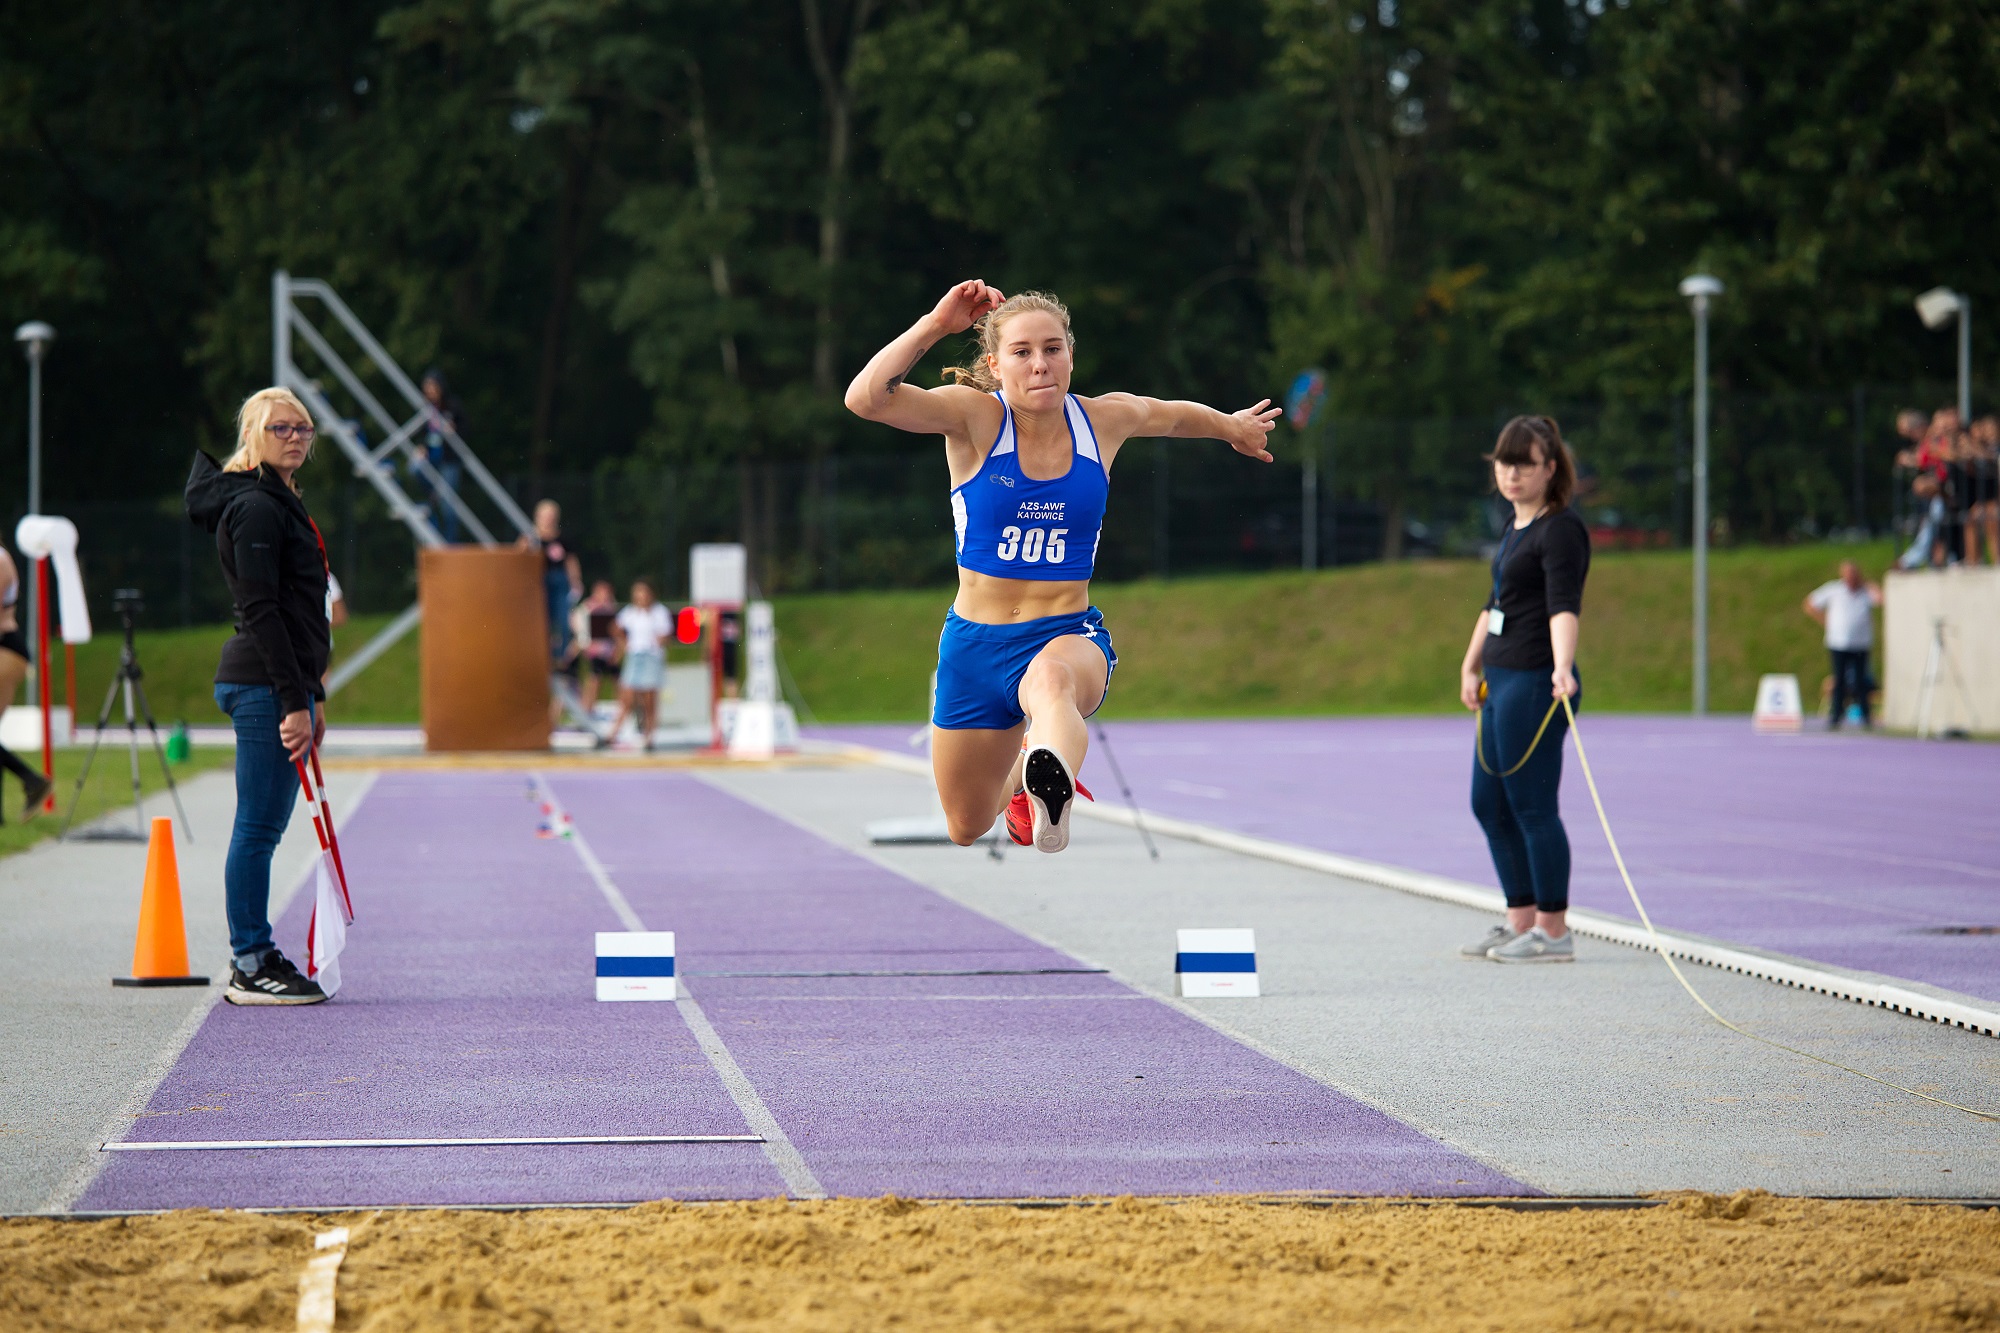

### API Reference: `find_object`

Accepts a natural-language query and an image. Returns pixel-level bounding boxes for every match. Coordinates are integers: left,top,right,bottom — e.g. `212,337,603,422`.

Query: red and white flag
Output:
297,749,354,996
305,849,352,995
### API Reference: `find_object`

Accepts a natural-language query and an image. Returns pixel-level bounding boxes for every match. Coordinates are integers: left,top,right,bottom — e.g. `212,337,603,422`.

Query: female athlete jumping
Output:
846,281,1278,852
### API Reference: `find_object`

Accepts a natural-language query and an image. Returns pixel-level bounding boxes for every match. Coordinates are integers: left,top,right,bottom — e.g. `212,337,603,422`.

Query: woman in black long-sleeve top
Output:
184,387,332,1005
1456,415,1590,964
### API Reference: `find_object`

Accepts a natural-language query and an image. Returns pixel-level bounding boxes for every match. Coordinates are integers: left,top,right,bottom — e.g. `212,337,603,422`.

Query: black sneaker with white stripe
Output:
225,950,327,1006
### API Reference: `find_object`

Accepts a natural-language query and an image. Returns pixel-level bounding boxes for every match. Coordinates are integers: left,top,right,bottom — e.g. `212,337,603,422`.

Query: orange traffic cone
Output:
113,817,209,988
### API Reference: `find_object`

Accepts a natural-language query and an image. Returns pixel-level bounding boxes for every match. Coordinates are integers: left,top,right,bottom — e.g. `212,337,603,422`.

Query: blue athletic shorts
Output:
933,605,1118,731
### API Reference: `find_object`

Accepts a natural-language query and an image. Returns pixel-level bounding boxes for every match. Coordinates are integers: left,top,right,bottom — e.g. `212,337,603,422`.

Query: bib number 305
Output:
996,526,1068,564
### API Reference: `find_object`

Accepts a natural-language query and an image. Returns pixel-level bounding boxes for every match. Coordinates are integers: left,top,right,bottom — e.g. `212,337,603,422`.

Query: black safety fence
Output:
19,380,1984,629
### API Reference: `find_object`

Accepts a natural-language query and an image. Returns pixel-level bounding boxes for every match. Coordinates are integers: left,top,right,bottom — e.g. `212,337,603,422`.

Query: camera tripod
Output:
60,590,191,843
1915,614,1983,741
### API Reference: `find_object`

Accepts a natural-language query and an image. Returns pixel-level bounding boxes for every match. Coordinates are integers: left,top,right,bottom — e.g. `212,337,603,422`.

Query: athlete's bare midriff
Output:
952,568,1090,624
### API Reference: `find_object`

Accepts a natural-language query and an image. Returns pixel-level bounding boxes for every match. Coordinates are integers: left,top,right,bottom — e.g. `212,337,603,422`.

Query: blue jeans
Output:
215,684,307,970
1470,664,1578,914
430,462,465,543
545,571,573,663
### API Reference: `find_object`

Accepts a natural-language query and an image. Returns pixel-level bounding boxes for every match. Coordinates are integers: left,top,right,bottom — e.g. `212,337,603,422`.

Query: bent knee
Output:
945,816,993,846
1018,657,1078,704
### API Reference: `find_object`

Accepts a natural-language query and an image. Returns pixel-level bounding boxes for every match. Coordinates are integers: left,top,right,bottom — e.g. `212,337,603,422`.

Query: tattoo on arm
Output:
882,341,934,395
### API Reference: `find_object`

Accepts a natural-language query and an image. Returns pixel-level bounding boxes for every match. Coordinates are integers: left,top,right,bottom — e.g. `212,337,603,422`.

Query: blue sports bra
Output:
951,393,1108,581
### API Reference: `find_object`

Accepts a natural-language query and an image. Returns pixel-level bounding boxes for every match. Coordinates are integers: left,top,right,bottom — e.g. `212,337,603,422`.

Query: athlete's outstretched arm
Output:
844,280,1006,435
1086,394,1281,463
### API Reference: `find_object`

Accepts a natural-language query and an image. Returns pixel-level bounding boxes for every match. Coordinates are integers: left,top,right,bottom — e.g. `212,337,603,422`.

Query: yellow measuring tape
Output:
1558,695,1996,1122
1474,694,1562,777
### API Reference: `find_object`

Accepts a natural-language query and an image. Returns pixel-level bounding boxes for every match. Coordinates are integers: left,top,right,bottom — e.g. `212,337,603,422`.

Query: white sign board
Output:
718,699,798,757
595,930,676,1001
689,544,746,606
1752,673,1804,733
1175,927,1259,998
745,601,778,703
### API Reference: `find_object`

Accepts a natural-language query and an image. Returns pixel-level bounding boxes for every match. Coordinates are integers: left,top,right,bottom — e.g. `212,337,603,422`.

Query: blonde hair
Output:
225,387,315,488
941,291,1074,393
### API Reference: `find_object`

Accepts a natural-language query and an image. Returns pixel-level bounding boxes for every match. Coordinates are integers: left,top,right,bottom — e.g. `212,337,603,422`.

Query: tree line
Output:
2,0,1993,538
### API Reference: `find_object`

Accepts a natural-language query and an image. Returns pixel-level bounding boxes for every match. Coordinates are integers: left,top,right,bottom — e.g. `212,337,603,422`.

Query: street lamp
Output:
13,321,53,518
1914,286,1971,424
1678,275,1722,716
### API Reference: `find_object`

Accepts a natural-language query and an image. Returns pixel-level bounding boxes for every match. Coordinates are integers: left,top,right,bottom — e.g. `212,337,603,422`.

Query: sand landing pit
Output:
4,1193,1997,1331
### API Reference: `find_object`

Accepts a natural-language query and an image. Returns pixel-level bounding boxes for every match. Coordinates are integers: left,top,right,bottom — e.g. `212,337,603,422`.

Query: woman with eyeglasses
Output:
1456,415,1590,964
185,387,334,1005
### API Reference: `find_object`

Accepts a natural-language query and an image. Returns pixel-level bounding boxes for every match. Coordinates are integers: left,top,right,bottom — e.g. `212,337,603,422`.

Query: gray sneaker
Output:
1459,925,1522,959
1489,927,1575,964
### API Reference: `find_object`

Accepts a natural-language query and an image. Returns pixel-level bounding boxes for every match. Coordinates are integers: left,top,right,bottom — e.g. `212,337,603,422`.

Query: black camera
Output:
113,588,143,619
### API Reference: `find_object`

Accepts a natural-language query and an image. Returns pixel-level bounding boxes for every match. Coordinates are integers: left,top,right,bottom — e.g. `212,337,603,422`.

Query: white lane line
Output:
102,1135,762,1152
296,1226,348,1333
533,773,828,1201
725,994,1148,1004
44,773,381,1214
671,998,826,1199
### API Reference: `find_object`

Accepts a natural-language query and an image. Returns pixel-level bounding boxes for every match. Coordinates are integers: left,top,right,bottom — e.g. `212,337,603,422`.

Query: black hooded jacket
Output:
184,452,330,714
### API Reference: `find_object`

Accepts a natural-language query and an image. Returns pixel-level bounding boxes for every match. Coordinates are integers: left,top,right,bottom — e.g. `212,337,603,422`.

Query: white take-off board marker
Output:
1175,928,1259,998
1753,673,1804,733
596,931,676,1001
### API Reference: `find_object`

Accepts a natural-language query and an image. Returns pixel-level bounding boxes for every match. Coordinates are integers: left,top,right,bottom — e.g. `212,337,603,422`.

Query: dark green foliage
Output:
1,0,1993,560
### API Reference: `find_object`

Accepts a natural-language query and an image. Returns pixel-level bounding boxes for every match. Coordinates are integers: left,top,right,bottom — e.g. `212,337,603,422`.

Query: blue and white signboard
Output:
1174,928,1259,998
596,931,676,1001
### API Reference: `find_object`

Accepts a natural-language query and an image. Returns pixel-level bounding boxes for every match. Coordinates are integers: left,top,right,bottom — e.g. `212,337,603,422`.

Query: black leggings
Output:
1828,648,1871,725
1470,664,1578,914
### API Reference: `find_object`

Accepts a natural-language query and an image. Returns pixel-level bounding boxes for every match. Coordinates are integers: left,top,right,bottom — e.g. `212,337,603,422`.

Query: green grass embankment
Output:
61,612,420,728
39,541,1896,725
772,541,1900,720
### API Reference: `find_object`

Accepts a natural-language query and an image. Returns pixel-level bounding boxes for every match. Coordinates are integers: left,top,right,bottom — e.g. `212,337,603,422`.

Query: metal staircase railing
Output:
272,269,535,695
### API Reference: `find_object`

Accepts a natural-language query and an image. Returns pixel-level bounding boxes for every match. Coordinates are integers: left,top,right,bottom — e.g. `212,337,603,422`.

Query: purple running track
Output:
819,716,2000,1002
79,769,1523,1210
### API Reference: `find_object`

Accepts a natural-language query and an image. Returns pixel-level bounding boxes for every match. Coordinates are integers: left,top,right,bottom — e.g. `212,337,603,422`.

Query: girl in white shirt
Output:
609,579,671,750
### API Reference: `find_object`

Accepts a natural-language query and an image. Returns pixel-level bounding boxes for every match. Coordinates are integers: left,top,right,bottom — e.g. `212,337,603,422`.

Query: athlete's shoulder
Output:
1069,391,1143,430
933,383,1005,430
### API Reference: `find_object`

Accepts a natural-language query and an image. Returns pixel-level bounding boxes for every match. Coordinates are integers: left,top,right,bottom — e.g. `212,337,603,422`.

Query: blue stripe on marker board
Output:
1174,952,1256,974
595,956,676,978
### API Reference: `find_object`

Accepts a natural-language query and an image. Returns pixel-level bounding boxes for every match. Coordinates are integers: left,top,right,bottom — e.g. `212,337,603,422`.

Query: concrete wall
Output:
1881,567,2000,734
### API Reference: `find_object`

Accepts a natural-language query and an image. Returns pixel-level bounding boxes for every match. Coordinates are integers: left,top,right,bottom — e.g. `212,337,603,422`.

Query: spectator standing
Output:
1897,408,1950,569
1922,409,1963,567
519,500,583,666
415,371,466,543
577,580,621,709
1803,560,1882,730
608,580,670,752
1966,416,1999,566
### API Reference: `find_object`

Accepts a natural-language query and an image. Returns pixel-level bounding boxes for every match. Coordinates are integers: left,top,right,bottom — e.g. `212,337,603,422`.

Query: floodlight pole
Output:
1679,276,1722,717
273,269,291,386
15,321,52,518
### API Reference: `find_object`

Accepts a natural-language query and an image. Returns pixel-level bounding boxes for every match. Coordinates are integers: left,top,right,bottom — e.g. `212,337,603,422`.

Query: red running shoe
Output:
1006,789,1033,846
